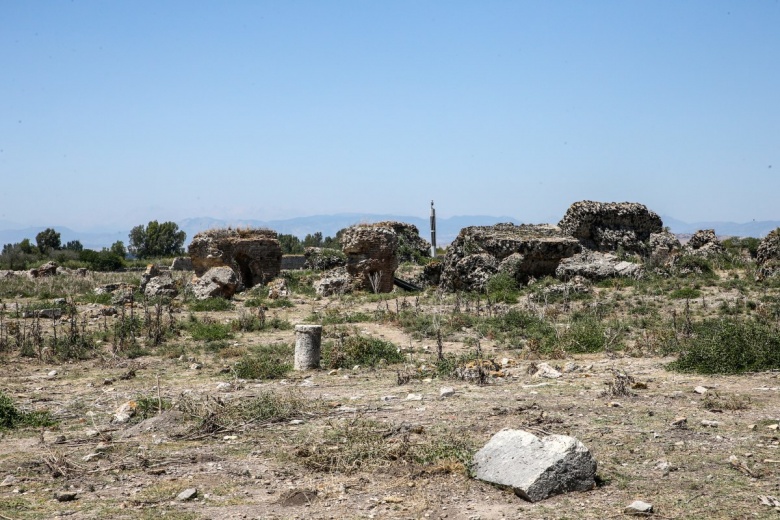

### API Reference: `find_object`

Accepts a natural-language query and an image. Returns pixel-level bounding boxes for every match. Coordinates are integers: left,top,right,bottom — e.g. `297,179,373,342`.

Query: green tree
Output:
63,240,84,252
36,228,61,254
278,234,303,254
128,221,186,259
18,239,36,255
109,240,127,258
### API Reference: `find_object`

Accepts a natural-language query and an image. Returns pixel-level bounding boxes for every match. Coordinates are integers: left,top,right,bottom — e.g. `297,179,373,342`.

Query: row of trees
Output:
278,231,341,254
0,221,342,270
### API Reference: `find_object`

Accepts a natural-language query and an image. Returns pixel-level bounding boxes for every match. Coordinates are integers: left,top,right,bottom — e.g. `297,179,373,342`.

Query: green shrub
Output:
0,391,56,429
78,249,125,271
485,272,519,304
670,287,701,299
668,318,780,374
187,319,234,341
188,298,234,312
676,256,716,278
324,335,403,368
234,343,293,379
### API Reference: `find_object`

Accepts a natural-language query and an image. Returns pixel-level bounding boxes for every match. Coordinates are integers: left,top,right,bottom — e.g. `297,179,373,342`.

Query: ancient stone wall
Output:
340,224,399,293
188,228,281,289
558,201,663,253
372,221,431,263
440,224,581,291
756,228,780,280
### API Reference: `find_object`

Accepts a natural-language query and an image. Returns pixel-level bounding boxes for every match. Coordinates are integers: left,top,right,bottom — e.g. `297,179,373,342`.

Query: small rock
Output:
625,500,653,515
406,393,423,401
607,402,622,408
694,386,708,395
380,395,398,401
328,369,338,376
55,491,78,502
215,382,232,391
176,488,198,501
1,475,16,487
82,453,102,462
189,363,202,370
53,435,66,444
439,387,455,398
112,401,138,424
48,370,58,378
701,420,720,428
563,362,580,373
671,416,687,427
289,420,304,425
768,423,779,431
533,362,562,379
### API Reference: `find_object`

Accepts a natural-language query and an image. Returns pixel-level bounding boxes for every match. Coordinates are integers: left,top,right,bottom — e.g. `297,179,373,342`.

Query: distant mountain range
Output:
0,214,778,251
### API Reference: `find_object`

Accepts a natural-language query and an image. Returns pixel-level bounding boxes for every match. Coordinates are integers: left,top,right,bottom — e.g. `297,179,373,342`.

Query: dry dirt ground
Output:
1,272,780,520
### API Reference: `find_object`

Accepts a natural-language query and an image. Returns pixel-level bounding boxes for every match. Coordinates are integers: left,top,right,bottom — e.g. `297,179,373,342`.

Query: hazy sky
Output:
1,1,778,231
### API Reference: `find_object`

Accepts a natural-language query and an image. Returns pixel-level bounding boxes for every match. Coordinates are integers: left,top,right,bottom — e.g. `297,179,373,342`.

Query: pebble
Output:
1,475,16,487
694,386,708,395
48,370,58,378
671,416,687,427
701,420,720,428
406,394,423,401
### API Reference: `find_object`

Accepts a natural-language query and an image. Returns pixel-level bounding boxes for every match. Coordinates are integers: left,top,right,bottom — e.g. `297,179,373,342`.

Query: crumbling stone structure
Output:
188,228,281,289
372,221,431,263
440,224,581,291
682,229,724,258
558,201,663,254
340,224,399,293
756,228,780,281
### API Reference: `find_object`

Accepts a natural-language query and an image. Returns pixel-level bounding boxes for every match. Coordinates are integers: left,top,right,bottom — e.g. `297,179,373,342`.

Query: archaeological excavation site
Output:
1,200,780,519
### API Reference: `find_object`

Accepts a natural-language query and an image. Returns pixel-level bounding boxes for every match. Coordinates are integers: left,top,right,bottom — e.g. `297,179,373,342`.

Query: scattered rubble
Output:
683,229,724,258
340,224,399,293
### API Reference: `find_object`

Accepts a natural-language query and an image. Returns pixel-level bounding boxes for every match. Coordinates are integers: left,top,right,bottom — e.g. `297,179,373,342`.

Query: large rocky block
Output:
683,229,724,258
372,221,431,263
558,201,663,253
190,266,238,300
556,251,643,281
188,228,281,289
472,429,597,502
440,224,580,291
757,228,780,281
340,224,399,293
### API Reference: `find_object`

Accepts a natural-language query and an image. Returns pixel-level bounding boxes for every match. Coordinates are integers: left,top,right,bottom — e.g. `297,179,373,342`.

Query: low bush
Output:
234,343,293,379
188,298,234,312
186,318,234,342
668,318,780,374
0,391,56,429
324,334,404,368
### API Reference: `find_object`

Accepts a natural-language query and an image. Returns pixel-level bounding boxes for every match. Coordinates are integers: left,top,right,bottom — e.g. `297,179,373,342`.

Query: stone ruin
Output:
756,228,780,281
188,228,282,292
558,201,663,254
340,223,399,293
372,221,431,263
682,229,724,258
440,224,581,292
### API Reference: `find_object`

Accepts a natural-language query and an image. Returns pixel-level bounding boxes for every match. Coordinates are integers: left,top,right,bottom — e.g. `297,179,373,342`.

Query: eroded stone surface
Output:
558,201,663,253
440,224,580,291
472,429,597,502
756,228,780,281
683,229,724,258
340,224,399,293
188,228,281,289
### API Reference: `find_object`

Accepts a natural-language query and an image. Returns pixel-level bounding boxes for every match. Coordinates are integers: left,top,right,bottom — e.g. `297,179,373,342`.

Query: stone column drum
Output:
294,324,322,370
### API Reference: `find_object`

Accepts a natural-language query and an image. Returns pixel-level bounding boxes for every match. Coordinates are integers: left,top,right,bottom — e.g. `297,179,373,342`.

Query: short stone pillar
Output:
294,324,322,370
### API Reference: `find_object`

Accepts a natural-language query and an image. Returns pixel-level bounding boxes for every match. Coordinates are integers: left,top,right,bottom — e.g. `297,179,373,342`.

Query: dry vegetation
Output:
1,249,780,519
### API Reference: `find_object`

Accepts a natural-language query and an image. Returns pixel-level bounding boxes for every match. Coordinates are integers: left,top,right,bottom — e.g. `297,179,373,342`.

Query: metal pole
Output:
430,200,437,258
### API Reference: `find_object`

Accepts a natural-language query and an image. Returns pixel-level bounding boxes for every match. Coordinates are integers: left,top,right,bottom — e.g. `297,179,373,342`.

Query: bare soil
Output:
1,277,780,520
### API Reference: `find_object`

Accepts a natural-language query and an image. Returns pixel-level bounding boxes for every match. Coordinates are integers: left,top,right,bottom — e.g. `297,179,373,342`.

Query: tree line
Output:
0,221,340,271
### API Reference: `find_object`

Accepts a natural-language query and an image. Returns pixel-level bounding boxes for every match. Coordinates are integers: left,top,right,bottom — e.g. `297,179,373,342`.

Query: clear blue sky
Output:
1,1,778,231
